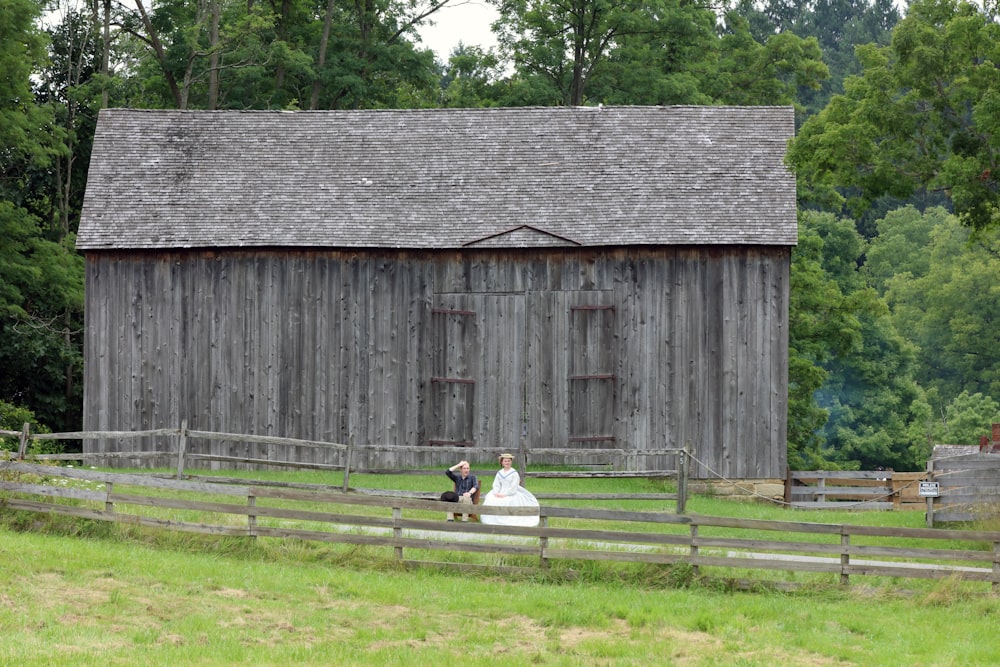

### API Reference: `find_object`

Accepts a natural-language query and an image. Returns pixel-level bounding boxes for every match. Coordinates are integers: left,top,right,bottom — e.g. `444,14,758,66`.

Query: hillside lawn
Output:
1,469,998,665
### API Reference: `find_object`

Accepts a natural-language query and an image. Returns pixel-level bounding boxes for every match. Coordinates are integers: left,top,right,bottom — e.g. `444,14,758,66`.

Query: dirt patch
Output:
213,587,251,599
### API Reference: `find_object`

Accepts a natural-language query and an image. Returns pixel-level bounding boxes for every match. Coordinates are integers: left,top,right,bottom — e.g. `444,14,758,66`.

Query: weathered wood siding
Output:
82,246,789,478
930,454,1000,523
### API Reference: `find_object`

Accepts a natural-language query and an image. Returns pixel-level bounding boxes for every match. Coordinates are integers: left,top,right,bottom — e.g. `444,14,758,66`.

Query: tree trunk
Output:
102,0,110,108
310,0,337,109
134,0,185,108
208,0,220,109
275,0,292,95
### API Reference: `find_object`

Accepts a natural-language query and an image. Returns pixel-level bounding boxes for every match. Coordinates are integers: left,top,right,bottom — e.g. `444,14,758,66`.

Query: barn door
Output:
523,290,617,453
428,303,477,446
429,291,614,451
428,294,525,449
567,303,616,447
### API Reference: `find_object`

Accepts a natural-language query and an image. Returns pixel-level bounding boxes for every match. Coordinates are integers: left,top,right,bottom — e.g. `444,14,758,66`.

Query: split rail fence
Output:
1,457,1000,590
0,424,689,512
786,470,928,510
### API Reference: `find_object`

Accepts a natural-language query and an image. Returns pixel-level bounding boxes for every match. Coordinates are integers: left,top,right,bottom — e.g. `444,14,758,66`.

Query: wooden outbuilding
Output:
77,106,796,478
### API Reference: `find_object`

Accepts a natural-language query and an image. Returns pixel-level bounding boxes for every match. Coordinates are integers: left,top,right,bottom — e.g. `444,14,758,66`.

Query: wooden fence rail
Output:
0,425,684,474
1,460,998,590
785,470,929,511
0,425,689,512
927,454,1000,525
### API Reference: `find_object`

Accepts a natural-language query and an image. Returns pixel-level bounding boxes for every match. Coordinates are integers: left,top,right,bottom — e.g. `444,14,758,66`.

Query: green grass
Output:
3,466,1000,664
1,521,998,666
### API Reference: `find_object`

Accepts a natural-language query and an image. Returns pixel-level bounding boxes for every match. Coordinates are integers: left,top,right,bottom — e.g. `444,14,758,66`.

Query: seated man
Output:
444,460,480,521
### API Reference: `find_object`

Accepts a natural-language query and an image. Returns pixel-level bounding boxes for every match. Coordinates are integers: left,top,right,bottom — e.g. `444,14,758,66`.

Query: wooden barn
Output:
76,106,796,479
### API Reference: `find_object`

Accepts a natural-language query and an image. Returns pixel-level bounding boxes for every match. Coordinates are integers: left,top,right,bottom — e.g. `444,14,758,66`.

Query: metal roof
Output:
77,106,797,250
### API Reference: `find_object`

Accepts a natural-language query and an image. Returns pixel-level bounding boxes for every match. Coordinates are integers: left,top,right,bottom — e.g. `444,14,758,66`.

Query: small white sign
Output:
919,481,940,497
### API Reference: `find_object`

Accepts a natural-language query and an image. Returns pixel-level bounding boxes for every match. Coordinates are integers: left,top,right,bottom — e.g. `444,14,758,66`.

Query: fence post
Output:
993,541,999,593
248,493,257,540
690,523,699,576
539,514,549,569
676,446,688,514
926,459,935,528
890,471,901,510
393,506,403,561
342,436,354,493
104,481,114,515
840,531,850,586
18,422,30,461
176,419,188,480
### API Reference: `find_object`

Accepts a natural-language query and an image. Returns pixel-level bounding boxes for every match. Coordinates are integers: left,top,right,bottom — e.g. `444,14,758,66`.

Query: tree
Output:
789,211,930,470
732,0,900,117
0,205,84,433
788,0,1000,233
115,0,448,109
936,390,1000,446
861,204,944,293
34,6,101,237
490,0,827,107
0,1,87,436
0,0,52,181
867,207,1000,405
489,0,718,106
585,0,721,106
787,211,860,468
710,13,828,108
439,43,505,107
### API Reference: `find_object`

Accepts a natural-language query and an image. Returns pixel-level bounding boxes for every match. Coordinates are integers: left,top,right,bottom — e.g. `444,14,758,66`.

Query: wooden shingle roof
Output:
77,106,797,250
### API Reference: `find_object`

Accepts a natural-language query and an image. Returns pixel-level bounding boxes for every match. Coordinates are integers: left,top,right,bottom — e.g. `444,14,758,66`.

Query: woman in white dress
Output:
480,453,539,527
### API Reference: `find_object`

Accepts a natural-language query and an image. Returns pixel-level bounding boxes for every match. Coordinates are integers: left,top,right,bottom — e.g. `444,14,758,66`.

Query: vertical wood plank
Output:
83,247,790,479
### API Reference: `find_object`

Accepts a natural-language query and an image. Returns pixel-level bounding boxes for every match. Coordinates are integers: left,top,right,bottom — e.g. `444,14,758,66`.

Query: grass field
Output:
1,470,998,665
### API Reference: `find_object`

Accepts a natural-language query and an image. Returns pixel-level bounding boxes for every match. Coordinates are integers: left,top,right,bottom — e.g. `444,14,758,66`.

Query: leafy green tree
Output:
0,0,53,185
0,0,85,436
0,203,84,435
490,0,827,107
811,212,930,471
788,0,1000,233
33,8,102,237
868,208,1000,405
788,212,859,468
788,223,846,470
861,205,944,293
490,0,666,106
733,0,899,117
439,43,505,107
584,1,721,106
709,14,828,108
115,0,445,110
936,391,1000,446
790,211,930,470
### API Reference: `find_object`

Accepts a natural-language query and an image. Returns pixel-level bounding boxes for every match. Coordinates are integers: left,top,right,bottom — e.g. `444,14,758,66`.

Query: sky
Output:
416,0,499,61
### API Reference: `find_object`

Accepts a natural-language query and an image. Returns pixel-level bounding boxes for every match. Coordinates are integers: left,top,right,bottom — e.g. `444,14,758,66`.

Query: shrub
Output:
0,400,57,454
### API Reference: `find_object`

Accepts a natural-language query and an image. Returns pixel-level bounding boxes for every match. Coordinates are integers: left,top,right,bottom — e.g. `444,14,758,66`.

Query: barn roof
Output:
77,106,797,250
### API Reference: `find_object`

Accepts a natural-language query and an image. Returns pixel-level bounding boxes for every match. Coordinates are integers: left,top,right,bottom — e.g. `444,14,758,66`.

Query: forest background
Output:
3,0,1000,473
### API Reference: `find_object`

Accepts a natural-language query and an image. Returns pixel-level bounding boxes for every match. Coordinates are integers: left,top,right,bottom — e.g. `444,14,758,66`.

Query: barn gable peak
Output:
463,225,581,248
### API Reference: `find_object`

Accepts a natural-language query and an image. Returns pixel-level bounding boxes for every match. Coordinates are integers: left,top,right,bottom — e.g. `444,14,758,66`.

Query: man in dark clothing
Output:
445,460,479,521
